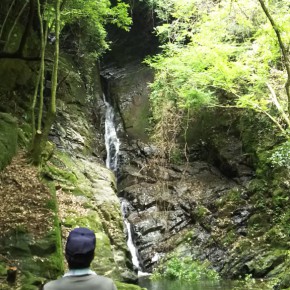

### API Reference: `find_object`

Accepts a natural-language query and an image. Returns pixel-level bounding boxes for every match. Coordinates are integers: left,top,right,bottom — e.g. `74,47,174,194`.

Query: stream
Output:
138,277,238,290
138,277,273,290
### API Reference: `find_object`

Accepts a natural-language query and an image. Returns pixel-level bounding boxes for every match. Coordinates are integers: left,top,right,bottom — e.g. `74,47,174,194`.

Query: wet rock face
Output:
101,63,153,142
118,140,252,272
97,59,290,282
95,68,258,275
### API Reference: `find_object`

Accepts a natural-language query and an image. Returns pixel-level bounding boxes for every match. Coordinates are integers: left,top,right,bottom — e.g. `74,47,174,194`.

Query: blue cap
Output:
65,227,96,255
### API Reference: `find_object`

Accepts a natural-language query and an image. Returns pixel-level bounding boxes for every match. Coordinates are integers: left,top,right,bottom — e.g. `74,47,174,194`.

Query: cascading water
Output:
121,199,141,270
104,96,120,173
103,95,142,272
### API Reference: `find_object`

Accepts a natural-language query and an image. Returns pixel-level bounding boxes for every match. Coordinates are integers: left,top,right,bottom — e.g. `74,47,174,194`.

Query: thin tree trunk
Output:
0,0,16,41
43,0,60,135
31,69,40,144
50,0,60,118
267,82,290,128
37,7,48,135
31,0,48,146
258,0,290,115
4,0,29,52
17,0,35,56
31,0,60,164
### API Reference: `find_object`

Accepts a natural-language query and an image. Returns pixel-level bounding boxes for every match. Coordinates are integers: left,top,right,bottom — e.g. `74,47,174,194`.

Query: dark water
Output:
138,277,237,290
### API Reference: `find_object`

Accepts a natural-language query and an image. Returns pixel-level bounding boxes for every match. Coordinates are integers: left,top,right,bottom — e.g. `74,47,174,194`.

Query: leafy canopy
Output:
145,0,290,136
59,0,132,56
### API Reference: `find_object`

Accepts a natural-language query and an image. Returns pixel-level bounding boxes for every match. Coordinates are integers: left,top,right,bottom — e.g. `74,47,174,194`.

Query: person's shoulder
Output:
43,278,63,290
92,274,115,283
90,274,117,288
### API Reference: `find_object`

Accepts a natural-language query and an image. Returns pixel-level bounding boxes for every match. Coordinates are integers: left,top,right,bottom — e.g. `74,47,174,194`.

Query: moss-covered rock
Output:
0,113,18,170
43,150,135,282
0,60,34,92
115,281,146,290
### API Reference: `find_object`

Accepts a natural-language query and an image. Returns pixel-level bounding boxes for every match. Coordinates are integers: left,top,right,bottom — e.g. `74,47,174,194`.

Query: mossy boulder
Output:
43,150,135,282
0,112,18,170
115,281,146,290
0,229,63,290
0,60,34,92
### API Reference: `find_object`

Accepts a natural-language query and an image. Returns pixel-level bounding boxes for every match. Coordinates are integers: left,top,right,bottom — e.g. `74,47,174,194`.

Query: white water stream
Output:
104,96,120,173
103,96,142,271
121,199,141,270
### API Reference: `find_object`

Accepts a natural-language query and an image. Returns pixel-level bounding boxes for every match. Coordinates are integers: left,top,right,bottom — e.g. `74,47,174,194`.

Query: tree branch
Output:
258,0,290,114
17,0,36,56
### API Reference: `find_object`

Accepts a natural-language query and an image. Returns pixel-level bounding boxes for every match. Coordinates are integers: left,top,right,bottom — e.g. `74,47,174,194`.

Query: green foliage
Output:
115,281,146,290
152,254,220,281
232,274,279,290
61,0,132,56
145,0,290,146
269,140,290,168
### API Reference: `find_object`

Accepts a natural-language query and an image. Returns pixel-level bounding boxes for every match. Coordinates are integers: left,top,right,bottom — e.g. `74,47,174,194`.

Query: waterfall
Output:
103,95,142,272
121,199,141,270
104,96,120,173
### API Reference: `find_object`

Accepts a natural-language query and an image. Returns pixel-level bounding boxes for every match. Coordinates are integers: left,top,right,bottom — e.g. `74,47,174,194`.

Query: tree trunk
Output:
258,0,290,115
31,0,48,146
31,0,60,164
17,0,36,56
0,0,16,42
4,0,29,53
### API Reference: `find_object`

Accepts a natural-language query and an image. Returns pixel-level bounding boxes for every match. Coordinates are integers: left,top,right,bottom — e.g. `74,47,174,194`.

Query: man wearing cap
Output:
43,227,117,290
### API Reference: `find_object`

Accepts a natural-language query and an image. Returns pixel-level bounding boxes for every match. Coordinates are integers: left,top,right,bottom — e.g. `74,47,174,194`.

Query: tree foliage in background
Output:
144,0,290,156
0,0,132,164
61,0,131,58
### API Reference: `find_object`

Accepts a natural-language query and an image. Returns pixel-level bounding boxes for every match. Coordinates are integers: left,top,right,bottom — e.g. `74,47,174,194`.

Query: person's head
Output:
65,227,96,270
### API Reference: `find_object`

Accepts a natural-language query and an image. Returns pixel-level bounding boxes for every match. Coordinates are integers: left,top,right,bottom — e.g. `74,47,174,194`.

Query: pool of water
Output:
138,277,237,290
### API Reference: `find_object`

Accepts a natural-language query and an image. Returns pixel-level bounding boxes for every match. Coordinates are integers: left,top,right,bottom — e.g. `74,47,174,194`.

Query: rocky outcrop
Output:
116,136,290,285
0,54,142,289
99,60,290,286
44,54,139,283
43,150,134,281
101,62,153,142
117,140,245,272
0,113,18,170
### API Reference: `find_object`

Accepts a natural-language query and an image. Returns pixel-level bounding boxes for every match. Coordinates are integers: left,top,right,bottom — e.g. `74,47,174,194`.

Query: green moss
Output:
21,285,39,290
43,162,78,184
221,229,237,247
115,281,146,290
193,205,210,219
91,231,116,275
265,225,288,248
0,262,6,276
0,60,33,91
44,151,93,196
247,213,271,237
0,112,18,170
21,271,46,290
64,211,103,232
